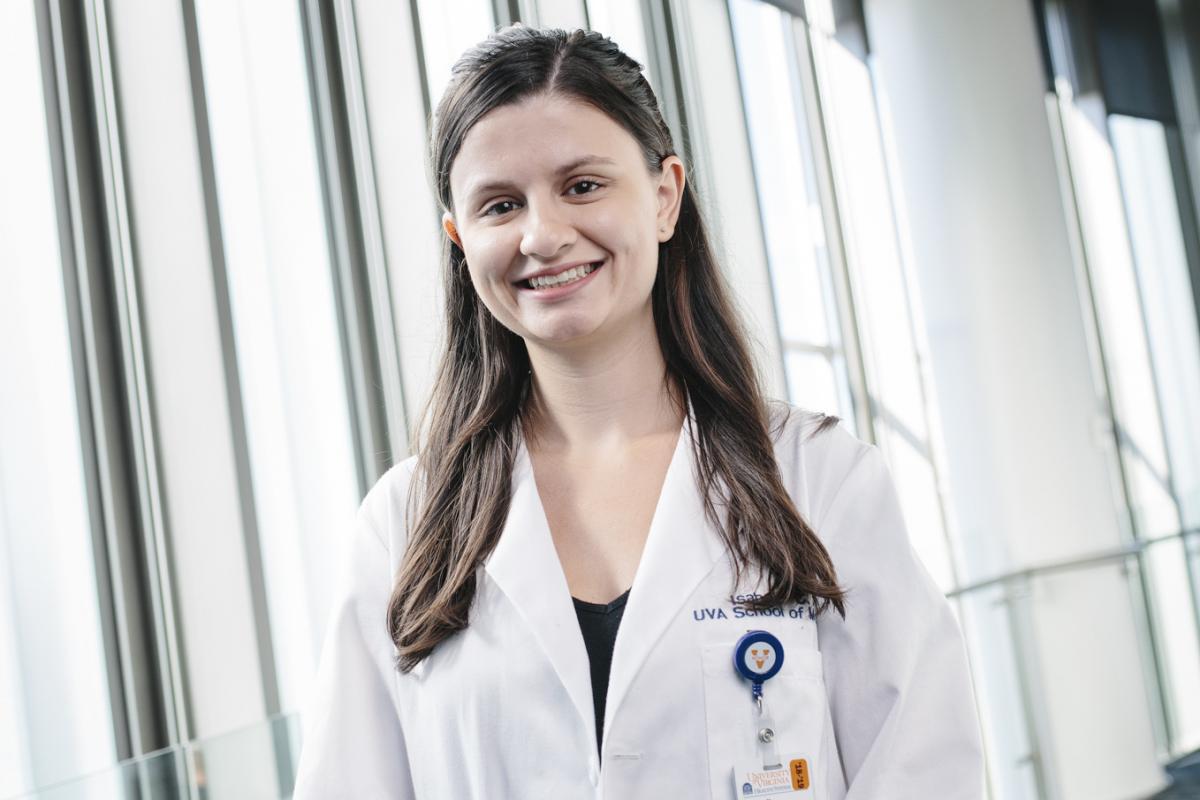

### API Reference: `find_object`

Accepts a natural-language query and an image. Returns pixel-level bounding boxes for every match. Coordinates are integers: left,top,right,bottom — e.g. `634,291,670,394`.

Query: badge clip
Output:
733,630,786,770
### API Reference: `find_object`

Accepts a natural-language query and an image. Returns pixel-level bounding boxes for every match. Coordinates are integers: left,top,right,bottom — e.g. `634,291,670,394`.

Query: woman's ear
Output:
443,212,463,249
656,155,686,241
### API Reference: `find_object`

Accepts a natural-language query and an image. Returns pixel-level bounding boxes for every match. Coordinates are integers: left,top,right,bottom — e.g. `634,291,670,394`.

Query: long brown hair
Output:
388,25,845,672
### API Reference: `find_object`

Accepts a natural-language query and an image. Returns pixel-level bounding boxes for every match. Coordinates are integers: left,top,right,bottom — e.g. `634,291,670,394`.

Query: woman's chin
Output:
522,319,606,350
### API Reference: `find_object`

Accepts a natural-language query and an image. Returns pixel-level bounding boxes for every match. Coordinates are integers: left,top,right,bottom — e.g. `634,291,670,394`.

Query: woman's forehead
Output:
450,96,640,199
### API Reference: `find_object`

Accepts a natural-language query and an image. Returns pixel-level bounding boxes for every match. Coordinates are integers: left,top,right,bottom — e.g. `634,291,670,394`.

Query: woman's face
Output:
444,92,684,350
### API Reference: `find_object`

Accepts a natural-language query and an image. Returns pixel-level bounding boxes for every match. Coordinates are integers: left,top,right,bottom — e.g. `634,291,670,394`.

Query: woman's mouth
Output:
518,260,605,292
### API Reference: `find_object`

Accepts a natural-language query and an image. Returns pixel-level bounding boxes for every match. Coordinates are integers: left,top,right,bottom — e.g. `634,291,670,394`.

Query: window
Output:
193,0,364,715
1044,0,1200,757
414,0,495,104
728,0,850,424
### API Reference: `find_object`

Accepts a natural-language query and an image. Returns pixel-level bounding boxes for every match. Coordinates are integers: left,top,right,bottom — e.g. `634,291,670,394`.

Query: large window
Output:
728,0,956,590
1044,0,1200,765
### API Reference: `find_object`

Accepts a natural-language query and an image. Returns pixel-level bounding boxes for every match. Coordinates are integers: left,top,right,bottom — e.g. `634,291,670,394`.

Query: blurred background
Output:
2,0,1199,797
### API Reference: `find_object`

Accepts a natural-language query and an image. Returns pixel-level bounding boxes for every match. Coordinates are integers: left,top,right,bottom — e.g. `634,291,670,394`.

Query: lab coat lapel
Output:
603,399,727,741
482,434,597,739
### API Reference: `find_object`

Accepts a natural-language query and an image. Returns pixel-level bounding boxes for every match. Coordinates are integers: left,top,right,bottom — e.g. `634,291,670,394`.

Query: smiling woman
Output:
293,24,983,800
443,93,681,351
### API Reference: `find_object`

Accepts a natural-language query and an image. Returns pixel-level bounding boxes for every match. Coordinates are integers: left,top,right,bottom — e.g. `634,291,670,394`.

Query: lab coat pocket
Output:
701,642,828,799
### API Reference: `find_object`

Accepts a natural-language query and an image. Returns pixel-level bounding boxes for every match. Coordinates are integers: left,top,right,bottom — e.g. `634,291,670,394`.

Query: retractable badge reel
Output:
731,630,812,797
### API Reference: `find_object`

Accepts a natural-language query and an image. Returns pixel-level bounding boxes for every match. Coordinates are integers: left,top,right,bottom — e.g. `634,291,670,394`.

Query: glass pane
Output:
10,713,300,800
416,0,496,104
880,429,955,591
959,584,1039,800
1143,536,1200,753
803,23,957,589
1110,115,1200,536
729,0,836,351
535,0,588,32
193,0,362,714
585,0,654,92
783,349,839,416
1063,104,1180,541
813,36,928,447
1027,561,1164,799
0,1,117,795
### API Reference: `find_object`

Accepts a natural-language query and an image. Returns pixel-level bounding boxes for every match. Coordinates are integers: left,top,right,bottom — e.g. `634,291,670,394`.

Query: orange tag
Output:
790,759,810,789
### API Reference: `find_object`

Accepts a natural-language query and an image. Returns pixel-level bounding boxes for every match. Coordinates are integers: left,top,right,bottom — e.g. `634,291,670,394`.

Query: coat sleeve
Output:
292,500,416,799
814,433,985,799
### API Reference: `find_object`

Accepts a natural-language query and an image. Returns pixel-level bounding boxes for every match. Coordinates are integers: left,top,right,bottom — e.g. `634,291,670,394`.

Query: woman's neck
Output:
523,314,684,452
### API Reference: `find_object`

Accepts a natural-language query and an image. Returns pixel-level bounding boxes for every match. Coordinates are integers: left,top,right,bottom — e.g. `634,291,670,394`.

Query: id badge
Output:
730,631,813,798
732,756,813,797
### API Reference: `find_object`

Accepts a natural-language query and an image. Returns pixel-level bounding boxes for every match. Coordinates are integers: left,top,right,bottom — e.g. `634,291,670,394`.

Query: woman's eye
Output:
567,179,601,195
481,181,601,217
483,200,518,217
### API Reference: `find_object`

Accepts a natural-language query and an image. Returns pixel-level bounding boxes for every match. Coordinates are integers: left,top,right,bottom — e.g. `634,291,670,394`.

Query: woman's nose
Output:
519,198,577,259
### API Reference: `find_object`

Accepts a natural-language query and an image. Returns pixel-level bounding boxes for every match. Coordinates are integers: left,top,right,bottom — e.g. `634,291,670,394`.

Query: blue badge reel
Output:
730,630,812,796
733,629,785,700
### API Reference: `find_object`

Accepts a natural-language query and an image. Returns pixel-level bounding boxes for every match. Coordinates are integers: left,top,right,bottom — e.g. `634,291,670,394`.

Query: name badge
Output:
731,631,814,796
733,756,813,797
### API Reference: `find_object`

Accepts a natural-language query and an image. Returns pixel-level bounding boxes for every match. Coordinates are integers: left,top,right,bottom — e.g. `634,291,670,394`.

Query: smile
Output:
519,260,604,292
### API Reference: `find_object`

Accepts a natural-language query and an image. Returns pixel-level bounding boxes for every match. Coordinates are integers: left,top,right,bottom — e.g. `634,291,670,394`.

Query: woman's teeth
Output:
527,262,600,290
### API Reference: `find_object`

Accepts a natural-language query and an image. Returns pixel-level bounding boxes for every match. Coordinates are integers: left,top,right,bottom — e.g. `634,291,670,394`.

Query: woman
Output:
294,24,983,799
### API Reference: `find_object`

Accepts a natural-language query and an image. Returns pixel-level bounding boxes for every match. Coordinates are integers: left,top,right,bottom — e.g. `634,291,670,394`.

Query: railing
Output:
7,714,300,800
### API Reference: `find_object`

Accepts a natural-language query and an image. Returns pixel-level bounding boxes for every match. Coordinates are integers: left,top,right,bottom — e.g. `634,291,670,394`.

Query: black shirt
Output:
571,587,632,759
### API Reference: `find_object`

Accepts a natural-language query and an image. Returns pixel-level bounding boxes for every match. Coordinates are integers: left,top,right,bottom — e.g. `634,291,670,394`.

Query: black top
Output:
571,587,632,759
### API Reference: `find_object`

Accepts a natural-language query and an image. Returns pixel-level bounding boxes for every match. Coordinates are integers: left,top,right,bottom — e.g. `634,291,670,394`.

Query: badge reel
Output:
731,630,812,797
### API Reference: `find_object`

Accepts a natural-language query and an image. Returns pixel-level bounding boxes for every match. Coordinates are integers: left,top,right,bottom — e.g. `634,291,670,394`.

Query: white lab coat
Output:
293,400,984,799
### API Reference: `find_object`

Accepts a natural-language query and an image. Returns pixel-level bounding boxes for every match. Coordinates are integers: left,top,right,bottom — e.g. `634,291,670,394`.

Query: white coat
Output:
293,401,985,799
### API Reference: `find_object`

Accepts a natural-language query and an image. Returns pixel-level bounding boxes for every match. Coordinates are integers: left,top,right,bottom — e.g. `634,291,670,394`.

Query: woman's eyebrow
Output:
464,155,618,205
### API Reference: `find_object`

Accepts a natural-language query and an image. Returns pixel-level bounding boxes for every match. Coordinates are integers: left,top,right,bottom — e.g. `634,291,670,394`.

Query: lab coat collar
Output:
477,394,728,747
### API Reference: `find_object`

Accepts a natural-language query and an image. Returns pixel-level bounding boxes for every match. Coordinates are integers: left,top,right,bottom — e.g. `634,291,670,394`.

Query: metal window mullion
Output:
38,0,133,762
301,0,407,488
45,0,187,765
662,0,713,211
492,0,521,26
641,0,692,170
82,0,192,749
333,0,413,464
